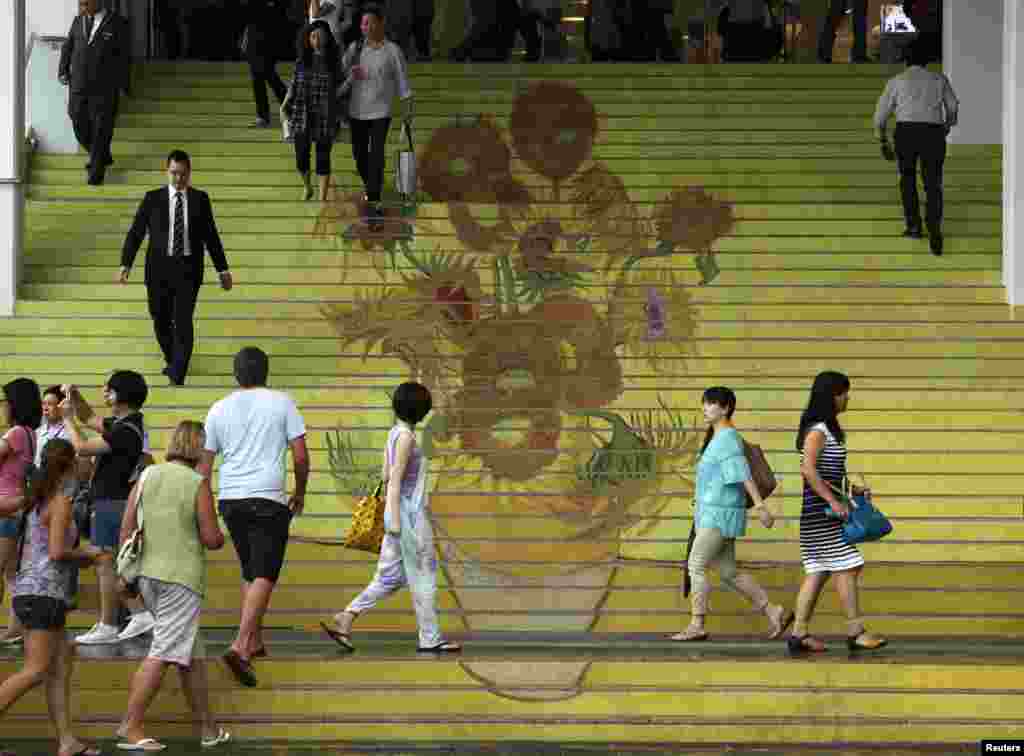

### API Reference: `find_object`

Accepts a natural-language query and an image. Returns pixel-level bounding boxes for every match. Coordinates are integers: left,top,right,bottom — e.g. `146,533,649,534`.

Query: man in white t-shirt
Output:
198,347,309,688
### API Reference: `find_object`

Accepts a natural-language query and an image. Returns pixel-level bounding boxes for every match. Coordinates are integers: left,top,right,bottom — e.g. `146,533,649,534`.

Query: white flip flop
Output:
116,738,167,751
201,728,231,748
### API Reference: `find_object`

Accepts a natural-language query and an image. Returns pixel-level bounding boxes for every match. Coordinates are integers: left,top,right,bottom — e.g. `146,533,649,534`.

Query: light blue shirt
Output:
204,388,306,505
694,427,751,538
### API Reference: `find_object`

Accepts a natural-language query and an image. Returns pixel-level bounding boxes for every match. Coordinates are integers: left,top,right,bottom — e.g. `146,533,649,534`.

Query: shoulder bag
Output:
824,475,893,545
342,479,385,553
116,466,151,586
742,439,777,508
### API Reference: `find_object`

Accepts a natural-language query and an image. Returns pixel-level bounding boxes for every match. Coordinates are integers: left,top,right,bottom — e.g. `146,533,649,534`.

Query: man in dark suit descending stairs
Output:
58,0,130,186
119,151,235,387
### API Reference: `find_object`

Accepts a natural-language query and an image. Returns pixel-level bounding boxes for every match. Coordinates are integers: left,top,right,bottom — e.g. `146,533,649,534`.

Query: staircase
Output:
2,61,1021,748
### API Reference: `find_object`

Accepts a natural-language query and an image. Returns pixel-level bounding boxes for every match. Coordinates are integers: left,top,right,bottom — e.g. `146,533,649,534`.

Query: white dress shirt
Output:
86,10,107,43
168,185,191,258
874,65,960,131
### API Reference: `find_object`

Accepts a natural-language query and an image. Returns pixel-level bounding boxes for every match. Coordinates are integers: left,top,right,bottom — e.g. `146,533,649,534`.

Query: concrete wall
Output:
944,0,1003,145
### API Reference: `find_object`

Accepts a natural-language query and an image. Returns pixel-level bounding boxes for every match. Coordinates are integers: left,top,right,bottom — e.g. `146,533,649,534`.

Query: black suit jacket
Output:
59,12,130,95
121,187,230,285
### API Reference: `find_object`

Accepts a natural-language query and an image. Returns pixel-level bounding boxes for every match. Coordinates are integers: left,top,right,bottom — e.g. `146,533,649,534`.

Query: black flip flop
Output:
222,650,258,687
416,641,462,653
320,622,355,652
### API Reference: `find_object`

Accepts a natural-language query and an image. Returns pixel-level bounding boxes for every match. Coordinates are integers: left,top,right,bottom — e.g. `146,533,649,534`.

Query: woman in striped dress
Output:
788,371,887,654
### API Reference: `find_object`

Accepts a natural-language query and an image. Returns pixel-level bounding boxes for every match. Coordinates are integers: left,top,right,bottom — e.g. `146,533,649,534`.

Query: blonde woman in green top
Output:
116,421,231,751
671,387,794,643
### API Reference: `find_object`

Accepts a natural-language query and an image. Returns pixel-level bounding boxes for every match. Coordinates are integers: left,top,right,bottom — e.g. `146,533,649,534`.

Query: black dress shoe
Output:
161,366,171,377
87,174,104,186
929,234,944,256
903,228,924,239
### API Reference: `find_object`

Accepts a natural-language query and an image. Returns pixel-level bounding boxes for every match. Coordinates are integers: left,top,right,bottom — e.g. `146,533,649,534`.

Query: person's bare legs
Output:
835,566,886,646
46,636,94,756
0,538,22,641
790,571,829,650
121,658,169,743
96,557,122,626
231,578,274,660
178,658,220,741
0,628,58,714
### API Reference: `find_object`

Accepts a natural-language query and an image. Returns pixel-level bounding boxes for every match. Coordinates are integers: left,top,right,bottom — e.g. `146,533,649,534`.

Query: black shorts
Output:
13,595,69,631
219,498,293,583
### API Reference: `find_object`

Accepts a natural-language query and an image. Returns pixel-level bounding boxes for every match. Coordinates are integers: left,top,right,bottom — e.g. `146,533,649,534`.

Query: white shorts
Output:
138,576,203,667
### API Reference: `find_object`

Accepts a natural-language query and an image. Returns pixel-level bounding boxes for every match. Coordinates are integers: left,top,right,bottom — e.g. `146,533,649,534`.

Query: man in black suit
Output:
119,151,234,386
59,0,130,185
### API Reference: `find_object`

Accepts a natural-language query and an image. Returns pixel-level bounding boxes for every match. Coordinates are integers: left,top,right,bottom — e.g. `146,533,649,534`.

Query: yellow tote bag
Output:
343,480,386,553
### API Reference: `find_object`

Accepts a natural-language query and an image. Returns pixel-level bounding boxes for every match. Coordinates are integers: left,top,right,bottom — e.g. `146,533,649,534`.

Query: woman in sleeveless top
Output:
788,371,887,654
0,379,43,647
323,382,460,653
671,387,793,642
0,439,104,756
116,421,230,751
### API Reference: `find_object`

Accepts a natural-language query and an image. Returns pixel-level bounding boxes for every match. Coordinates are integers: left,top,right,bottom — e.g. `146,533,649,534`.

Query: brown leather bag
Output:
742,440,777,508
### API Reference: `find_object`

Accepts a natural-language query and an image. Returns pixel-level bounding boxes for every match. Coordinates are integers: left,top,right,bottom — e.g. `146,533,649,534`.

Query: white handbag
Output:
116,467,150,585
394,119,417,199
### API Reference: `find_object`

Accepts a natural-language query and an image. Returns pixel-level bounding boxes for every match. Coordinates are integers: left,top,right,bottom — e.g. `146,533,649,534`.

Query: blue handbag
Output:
825,477,893,545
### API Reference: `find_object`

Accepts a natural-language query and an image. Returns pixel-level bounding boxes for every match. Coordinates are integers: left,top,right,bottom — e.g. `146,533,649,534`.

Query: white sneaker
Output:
75,622,121,645
118,611,156,641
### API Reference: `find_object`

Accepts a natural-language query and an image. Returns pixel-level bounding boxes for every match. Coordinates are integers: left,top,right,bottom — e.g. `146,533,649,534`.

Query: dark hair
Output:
796,371,851,451
3,378,42,430
166,149,191,169
43,385,65,402
297,19,340,66
700,386,736,455
106,370,148,409
362,2,385,21
905,38,933,67
392,382,432,426
234,346,269,387
28,438,77,513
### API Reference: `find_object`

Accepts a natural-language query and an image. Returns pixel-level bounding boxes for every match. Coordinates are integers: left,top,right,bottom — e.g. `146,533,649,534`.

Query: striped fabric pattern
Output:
799,422,865,574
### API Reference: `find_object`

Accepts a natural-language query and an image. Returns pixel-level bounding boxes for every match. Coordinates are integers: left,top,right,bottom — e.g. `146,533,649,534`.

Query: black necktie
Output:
173,192,185,257
84,16,94,41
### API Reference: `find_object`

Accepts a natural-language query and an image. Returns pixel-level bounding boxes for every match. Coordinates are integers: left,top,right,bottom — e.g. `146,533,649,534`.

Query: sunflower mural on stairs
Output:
320,81,735,700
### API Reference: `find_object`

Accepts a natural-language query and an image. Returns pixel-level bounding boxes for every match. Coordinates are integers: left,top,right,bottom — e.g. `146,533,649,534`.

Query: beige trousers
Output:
687,527,770,616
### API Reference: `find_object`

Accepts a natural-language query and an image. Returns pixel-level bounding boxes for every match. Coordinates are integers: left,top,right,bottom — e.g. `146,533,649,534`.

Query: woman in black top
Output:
285,20,344,201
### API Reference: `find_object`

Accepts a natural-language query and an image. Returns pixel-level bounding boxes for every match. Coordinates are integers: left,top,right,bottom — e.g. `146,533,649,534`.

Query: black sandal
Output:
787,634,826,654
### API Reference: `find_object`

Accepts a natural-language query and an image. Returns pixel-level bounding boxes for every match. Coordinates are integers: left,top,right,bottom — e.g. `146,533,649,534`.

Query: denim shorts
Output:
0,514,20,539
91,497,127,550
13,595,68,631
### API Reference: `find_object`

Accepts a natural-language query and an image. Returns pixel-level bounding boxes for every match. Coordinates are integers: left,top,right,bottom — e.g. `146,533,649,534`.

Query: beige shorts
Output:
138,576,203,667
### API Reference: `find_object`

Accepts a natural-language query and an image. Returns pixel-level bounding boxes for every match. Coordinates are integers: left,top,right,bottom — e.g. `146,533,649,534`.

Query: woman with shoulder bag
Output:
343,3,414,226
788,371,887,654
284,20,344,201
0,439,105,756
0,379,43,647
672,386,793,642
115,421,229,751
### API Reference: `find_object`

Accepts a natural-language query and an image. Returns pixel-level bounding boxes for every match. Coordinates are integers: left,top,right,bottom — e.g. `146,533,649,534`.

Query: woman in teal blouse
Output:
671,387,794,642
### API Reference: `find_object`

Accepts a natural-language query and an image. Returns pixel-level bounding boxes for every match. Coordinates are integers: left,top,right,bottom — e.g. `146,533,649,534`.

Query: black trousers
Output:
630,4,679,61
248,53,286,121
413,14,434,60
294,131,333,176
349,117,391,203
146,263,202,385
68,91,118,181
818,0,867,62
894,122,946,235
